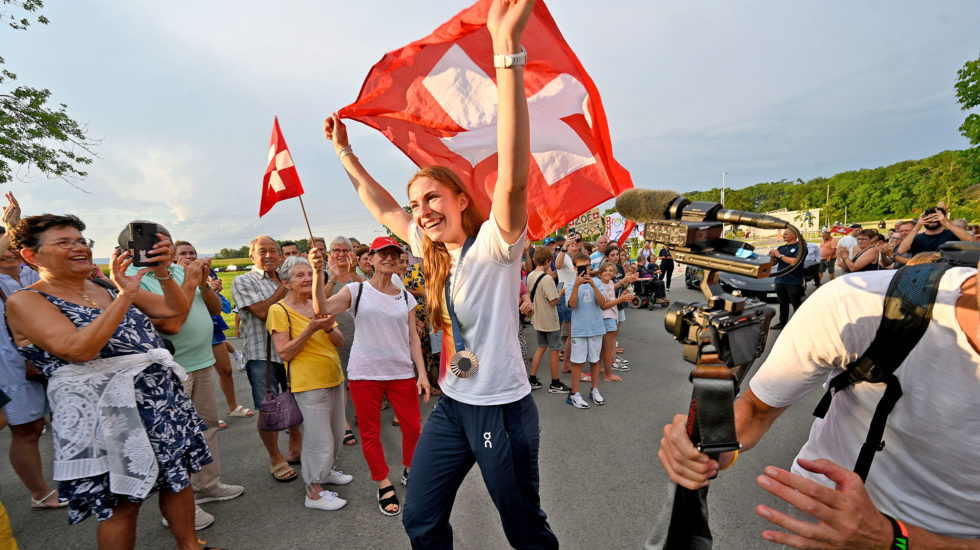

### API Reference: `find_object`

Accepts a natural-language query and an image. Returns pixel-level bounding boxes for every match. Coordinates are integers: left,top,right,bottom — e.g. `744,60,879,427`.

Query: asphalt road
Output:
0,276,826,550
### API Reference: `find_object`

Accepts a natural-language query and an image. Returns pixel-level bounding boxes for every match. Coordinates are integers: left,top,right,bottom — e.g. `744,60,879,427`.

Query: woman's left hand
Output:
110,249,149,299
417,375,431,403
148,233,174,276
519,299,533,315
487,0,536,50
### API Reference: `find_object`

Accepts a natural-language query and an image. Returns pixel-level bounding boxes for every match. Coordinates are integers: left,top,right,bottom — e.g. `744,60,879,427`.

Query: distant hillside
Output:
686,149,979,223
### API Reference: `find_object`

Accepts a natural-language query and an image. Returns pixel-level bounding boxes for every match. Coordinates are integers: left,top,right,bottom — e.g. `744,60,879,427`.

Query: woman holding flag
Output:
324,1,558,547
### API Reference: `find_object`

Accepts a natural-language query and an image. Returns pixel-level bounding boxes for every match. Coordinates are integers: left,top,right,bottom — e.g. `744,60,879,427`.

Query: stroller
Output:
630,276,669,310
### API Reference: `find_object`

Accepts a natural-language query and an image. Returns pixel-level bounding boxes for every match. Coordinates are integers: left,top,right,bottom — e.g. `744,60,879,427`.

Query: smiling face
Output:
281,244,301,258
175,243,197,262
408,176,468,245
284,262,313,294
600,265,615,283
371,247,401,275
25,226,93,277
249,237,281,273
358,252,373,274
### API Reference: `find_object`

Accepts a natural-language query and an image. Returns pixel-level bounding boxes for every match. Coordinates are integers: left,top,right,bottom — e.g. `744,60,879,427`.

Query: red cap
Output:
368,236,403,254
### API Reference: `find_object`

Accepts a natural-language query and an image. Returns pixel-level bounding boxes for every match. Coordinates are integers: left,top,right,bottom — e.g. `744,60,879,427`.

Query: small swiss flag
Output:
260,117,305,217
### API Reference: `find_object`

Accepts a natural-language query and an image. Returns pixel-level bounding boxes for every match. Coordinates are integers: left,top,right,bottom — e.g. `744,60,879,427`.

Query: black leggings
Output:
659,259,674,289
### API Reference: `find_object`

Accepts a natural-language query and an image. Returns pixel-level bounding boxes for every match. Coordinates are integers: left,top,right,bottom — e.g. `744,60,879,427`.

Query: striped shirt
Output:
231,266,283,363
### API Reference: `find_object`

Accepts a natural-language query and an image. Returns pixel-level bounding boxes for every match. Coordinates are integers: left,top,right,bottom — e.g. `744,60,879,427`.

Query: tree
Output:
955,52,980,184
0,1,97,185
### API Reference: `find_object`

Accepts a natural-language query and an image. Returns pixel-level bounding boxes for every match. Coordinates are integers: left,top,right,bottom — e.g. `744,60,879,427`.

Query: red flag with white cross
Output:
338,0,633,240
260,117,305,217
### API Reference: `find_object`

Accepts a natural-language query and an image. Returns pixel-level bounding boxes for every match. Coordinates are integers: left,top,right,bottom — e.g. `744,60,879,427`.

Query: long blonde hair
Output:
407,166,486,331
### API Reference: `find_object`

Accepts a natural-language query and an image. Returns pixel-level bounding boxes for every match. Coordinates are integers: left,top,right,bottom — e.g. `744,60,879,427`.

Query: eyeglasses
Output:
374,249,400,259
43,238,94,249
331,248,352,254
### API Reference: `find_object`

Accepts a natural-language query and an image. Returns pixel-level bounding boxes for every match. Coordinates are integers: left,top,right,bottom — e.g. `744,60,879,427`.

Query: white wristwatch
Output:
493,46,527,69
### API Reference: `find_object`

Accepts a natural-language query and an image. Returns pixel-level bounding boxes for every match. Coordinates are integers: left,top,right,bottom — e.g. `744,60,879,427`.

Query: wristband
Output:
718,450,739,471
882,514,908,550
337,146,354,160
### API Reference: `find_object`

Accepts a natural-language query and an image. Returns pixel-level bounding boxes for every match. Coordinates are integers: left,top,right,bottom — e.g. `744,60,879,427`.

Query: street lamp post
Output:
721,171,727,208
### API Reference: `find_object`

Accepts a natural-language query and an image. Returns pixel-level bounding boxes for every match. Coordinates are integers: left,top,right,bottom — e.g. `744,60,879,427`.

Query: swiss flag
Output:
338,0,633,240
260,117,305,217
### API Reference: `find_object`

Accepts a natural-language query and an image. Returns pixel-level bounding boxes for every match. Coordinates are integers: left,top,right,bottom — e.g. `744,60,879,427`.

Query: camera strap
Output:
812,262,951,481
686,334,740,457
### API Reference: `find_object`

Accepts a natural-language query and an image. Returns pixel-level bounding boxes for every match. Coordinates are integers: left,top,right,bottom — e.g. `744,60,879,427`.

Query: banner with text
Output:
568,208,604,236
605,212,643,242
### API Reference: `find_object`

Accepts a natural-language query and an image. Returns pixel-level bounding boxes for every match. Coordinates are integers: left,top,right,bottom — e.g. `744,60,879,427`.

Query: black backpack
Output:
811,262,952,481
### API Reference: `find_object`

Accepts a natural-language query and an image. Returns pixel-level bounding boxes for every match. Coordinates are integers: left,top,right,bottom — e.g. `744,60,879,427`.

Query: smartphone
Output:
127,222,158,267
576,264,588,277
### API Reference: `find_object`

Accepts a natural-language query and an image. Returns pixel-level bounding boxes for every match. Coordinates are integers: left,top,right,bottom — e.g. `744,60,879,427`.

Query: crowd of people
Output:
1,0,978,546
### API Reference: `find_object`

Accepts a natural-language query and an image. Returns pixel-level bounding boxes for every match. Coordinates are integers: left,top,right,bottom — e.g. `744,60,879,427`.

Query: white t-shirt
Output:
407,213,530,406
555,251,577,290
345,281,418,381
838,234,858,257
749,267,980,538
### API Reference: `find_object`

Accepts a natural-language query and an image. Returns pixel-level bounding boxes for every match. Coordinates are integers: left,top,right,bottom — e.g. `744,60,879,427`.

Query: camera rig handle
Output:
685,328,741,463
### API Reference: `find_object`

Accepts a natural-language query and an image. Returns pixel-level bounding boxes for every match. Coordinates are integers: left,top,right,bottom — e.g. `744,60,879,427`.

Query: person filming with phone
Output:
897,203,972,256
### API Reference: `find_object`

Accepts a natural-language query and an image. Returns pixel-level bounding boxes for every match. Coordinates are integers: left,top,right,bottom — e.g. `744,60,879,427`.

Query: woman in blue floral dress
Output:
6,214,218,550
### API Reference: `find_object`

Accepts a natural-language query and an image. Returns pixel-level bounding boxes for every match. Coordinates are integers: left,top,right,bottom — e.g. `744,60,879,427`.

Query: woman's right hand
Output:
309,249,325,273
324,114,350,153
487,0,535,50
110,249,149,300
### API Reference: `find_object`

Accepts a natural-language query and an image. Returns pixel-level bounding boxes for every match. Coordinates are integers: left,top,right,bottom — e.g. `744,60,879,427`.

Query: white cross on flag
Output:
338,0,633,240
260,117,305,217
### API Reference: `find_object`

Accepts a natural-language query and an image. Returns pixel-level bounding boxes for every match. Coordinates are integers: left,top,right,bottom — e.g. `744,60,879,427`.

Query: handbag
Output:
259,304,303,431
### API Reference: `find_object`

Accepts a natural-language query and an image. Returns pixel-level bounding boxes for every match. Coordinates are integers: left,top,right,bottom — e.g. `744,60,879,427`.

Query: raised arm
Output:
488,0,535,243
325,115,412,242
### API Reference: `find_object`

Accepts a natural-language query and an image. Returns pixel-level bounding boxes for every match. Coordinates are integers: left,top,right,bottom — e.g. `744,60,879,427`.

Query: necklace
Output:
46,280,101,308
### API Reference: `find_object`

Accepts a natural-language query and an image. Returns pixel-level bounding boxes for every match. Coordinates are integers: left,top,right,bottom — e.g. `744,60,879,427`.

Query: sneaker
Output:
323,469,353,485
548,380,571,394
566,392,590,409
590,387,606,406
162,504,214,530
611,358,631,372
580,373,591,382
305,490,347,511
528,375,543,390
194,483,244,504
233,350,246,371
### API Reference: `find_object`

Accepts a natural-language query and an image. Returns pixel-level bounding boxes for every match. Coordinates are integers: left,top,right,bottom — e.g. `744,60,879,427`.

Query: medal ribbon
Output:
444,237,476,354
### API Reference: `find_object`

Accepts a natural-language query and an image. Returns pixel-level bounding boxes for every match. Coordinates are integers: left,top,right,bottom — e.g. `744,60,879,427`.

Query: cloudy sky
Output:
3,0,978,257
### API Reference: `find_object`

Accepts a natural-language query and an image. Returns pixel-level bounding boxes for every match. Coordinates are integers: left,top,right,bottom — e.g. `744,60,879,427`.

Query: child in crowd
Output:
565,253,608,408
596,261,635,382
527,247,571,394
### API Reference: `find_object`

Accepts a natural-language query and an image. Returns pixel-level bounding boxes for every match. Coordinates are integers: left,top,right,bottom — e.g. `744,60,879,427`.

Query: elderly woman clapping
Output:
266,255,350,512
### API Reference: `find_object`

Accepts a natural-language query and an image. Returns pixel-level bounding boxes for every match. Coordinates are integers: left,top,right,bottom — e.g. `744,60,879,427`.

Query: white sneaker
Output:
162,504,214,530
590,387,606,406
194,482,244,504
323,469,353,485
233,350,246,371
305,490,347,511
566,392,590,409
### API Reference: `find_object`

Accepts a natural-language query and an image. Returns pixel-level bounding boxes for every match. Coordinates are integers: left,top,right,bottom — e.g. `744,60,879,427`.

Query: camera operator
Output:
897,205,972,256
658,264,980,548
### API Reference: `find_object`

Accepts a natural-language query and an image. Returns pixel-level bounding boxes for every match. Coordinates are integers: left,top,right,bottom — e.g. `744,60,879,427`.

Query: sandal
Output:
378,485,401,516
228,405,254,418
30,489,66,510
198,538,226,550
269,462,297,482
343,429,358,446
392,417,400,427
217,419,228,430
616,347,625,354
400,468,409,486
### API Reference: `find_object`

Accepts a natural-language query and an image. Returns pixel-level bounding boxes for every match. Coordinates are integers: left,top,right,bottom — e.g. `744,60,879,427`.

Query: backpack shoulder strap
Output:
353,282,364,317
812,262,951,480
528,271,546,304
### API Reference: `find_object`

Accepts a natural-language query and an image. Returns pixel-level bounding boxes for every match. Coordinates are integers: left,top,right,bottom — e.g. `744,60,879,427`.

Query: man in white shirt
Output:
836,224,861,274
658,265,980,547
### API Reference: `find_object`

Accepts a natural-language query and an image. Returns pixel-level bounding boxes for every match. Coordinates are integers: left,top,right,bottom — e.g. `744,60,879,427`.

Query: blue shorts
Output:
603,318,618,333
245,359,288,410
556,297,571,324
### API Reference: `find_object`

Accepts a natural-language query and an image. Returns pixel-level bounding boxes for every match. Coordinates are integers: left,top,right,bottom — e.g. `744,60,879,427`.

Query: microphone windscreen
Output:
615,189,680,222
